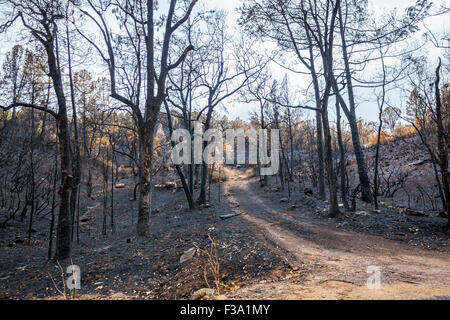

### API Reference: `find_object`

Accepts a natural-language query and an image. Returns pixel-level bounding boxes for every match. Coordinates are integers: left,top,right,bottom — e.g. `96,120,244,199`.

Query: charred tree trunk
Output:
287,108,295,181
315,111,325,199
322,105,340,217
48,139,58,260
373,112,383,210
198,107,213,205
110,141,115,234
137,122,155,237
373,42,388,211
137,97,163,237
336,101,350,210
48,35,72,260
27,106,36,242
319,0,341,218
336,4,372,204
434,59,450,227
310,65,325,199
163,101,195,209
260,103,268,187
67,25,81,243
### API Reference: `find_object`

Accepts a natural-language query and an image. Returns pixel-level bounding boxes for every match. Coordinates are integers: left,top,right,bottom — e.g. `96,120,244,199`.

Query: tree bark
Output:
336,4,373,203
322,103,340,217
434,59,450,227
163,100,195,209
198,108,213,205
336,101,350,210
309,51,326,199
137,120,155,237
67,24,81,243
46,37,72,260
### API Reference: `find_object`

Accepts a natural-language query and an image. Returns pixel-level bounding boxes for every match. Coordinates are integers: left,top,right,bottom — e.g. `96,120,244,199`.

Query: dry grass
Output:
194,234,229,294
212,167,227,182
245,168,256,178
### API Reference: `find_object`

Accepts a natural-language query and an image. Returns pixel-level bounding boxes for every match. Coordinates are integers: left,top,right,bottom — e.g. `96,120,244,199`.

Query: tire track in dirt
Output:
222,168,450,299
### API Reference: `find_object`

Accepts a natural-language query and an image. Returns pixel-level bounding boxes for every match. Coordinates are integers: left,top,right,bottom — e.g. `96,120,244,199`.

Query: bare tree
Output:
76,0,198,236
240,68,272,187
239,0,327,198
1,0,74,259
194,11,263,205
434,59,450,227
373,37,389,210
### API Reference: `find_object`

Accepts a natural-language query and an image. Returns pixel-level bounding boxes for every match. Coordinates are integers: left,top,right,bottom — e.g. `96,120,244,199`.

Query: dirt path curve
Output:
222,168,450,299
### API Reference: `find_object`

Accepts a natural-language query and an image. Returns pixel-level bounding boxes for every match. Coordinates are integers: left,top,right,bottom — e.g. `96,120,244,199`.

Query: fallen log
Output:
219,212,241,220
439,211,448,218
405,208,427,217
155,182,178,189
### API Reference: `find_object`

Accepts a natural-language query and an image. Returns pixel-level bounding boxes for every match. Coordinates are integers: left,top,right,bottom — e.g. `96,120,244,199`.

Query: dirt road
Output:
222,168,450,299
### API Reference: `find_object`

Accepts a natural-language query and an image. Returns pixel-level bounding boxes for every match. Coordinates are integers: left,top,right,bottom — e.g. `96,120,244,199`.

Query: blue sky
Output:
0,0,448,125
207,0,449,123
